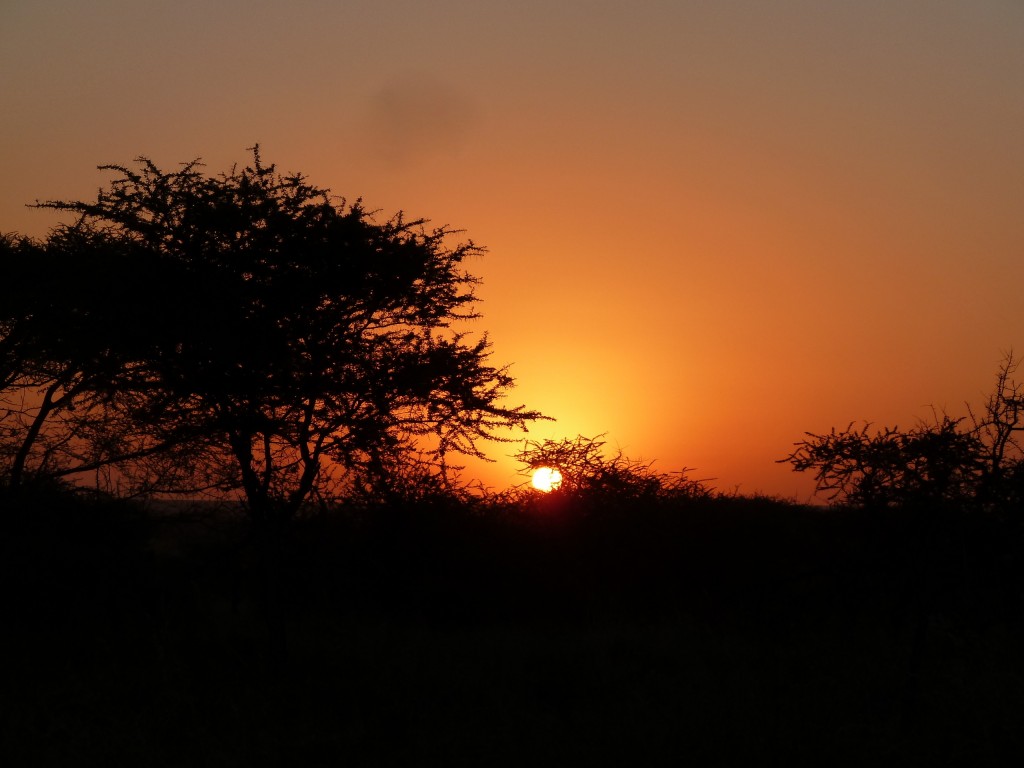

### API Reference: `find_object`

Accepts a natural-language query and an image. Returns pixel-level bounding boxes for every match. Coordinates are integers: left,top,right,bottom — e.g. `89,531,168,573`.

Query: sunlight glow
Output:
531,466,563,492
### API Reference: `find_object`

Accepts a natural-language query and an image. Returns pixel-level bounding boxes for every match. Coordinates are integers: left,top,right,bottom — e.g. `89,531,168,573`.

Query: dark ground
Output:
2,489,1023,766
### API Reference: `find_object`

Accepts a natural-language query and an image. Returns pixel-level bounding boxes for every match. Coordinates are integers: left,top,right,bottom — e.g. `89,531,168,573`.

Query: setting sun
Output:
530,466,563,492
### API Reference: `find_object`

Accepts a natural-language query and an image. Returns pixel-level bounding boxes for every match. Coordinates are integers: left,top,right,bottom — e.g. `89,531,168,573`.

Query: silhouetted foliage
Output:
783,354,1024,511
2,147,545,514
512,434,712,504
1,229,196,493
969,353,1024,508
784,417,985,508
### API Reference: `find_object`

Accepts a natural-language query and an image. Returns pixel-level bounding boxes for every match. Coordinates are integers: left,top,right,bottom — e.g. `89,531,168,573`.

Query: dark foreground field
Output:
2,489,1023,766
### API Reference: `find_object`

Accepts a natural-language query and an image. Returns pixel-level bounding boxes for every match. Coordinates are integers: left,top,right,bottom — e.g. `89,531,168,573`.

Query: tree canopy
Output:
513,434,712,504
781,354,1024,511
1,147,545,516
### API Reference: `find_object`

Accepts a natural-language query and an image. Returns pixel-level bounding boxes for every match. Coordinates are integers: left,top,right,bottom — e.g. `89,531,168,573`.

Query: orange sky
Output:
3,0,1023,500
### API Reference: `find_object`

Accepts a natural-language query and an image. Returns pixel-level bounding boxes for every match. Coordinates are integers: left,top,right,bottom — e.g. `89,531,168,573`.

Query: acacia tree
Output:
969,352,1024,504
782,417,986,508
782,354,1024,510
1,229,203,494
514,434,711,503
12,147,544,517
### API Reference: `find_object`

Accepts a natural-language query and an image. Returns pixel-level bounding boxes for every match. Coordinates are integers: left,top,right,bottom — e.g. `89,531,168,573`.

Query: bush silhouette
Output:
512,434,712,505
782,353,1024,512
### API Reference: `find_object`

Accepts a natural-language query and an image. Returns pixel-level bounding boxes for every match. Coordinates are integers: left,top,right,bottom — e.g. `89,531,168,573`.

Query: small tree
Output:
782,354,1024,511
4,147,545,514
514,434,711,504
782,417,985,508
969,352,1024,505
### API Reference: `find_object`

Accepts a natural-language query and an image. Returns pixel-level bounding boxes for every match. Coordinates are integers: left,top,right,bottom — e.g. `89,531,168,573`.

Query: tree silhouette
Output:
782,417,985,508
969,352,1024,507
782,354,1024,510
514,434,711,503
4,147,545,515
1,229,198,493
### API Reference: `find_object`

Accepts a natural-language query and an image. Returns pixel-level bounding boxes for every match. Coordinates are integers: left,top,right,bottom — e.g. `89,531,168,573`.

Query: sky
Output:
3,0,1023,500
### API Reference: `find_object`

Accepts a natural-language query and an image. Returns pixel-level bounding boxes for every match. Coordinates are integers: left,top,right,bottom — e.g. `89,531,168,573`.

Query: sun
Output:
531,466,563,492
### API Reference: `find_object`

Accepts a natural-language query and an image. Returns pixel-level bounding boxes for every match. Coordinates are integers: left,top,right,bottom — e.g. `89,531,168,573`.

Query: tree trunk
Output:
9,378,63,491
230,432,290,681
258,504,289,680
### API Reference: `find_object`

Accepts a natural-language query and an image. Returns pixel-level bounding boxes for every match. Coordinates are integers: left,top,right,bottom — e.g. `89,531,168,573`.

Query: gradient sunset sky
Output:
3,0,1023,499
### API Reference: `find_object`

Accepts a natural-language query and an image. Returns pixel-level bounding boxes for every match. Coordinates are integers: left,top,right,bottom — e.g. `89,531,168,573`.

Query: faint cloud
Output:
363,75,479,168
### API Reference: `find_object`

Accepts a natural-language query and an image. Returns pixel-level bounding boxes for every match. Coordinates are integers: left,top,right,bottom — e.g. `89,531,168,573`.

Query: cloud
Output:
363,75,480,168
